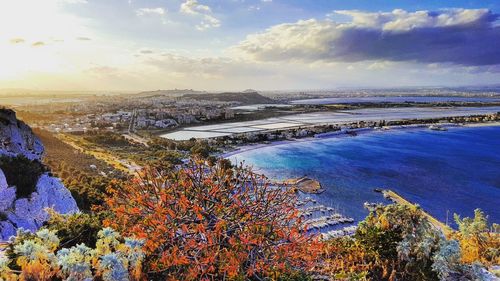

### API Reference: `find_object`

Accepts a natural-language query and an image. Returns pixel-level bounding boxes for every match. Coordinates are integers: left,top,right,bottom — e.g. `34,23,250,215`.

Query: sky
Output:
1,0,500,91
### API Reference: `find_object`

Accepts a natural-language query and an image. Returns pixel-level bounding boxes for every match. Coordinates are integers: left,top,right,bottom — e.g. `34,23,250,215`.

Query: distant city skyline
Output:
1,0,500,91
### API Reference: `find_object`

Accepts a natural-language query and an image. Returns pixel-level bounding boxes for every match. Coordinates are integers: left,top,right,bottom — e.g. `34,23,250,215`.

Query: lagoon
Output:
291,96,500,105
161,106,500,140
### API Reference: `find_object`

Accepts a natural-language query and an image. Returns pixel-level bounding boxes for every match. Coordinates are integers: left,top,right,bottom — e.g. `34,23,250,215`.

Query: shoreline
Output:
222,121,500,158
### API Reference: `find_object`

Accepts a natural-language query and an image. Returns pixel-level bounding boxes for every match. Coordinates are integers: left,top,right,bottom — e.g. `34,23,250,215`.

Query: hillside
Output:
182,91,275,104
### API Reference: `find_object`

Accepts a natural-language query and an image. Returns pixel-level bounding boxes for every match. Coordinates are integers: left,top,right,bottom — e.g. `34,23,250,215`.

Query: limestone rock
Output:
0,108,79,240
0,169,16,213
0,108,44,160
0,221,15,240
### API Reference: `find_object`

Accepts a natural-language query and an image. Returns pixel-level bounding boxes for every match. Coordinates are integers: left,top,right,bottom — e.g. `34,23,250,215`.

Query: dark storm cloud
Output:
330,21,500,66
235,9,500,66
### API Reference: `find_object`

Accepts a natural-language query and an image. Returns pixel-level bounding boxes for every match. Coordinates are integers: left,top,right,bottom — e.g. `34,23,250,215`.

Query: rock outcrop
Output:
0,108,44,160
0,108,78,240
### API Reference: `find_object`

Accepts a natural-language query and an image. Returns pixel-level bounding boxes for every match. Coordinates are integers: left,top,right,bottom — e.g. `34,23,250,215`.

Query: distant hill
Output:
182,91,275,104
135,89,205,98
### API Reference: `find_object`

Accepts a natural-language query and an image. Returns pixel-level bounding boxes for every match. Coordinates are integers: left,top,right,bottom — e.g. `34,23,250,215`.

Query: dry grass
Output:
34,128,114,174
54,133,141,175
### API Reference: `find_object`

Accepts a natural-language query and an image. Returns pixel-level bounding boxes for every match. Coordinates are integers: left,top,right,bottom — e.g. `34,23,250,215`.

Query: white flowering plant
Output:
1,227,144,281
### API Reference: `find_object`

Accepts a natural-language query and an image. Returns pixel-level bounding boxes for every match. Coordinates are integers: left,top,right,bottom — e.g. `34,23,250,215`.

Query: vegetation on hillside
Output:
182,91,274,104
35,128,125,212
2,131,498,280
83,132,131,147
0,155,46,198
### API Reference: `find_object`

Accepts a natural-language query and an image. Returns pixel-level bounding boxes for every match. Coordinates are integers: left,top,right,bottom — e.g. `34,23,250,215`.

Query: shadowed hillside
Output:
183,91,275,104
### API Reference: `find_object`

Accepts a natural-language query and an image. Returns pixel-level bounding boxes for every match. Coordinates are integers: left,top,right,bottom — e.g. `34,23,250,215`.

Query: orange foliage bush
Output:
314,238,375,280
104,159,320,280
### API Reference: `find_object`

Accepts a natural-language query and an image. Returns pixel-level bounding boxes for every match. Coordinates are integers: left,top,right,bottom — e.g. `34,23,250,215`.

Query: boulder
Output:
2,173,77,233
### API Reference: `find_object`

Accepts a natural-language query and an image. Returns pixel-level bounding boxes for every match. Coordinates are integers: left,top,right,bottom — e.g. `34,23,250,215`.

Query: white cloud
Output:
136,7,166,16
180,0,212,14
180,0,220,30
233,19,337,61
334,8,492,31
233,9,500,66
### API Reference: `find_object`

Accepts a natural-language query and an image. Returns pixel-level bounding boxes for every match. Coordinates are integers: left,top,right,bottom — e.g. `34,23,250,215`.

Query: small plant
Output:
3,227,145,281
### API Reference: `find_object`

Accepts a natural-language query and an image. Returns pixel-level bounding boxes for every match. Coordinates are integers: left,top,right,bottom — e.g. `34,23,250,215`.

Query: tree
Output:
104,159,320,280
453,209,500,265
354,204,441,280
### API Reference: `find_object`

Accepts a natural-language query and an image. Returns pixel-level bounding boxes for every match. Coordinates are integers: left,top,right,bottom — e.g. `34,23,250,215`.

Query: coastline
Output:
222,121,500,159
463,121,500,127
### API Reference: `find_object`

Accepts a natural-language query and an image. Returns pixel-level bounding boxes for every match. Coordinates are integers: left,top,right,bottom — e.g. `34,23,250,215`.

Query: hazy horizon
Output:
3,83,500,95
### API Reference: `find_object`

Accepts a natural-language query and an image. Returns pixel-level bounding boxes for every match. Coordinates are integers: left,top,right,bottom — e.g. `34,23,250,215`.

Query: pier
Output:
283,176,324,193
382,190,453,236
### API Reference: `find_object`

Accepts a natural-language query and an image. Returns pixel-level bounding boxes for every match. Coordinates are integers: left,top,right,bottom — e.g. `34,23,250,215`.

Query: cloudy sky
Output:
1,0,500,91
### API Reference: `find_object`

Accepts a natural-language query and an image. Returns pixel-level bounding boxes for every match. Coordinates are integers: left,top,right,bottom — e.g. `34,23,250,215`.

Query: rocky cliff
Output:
0,108,78,240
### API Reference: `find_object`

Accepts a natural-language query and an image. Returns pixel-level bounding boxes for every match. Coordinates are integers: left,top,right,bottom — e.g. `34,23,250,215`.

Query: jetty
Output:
382,190,453,236
282,176,324,193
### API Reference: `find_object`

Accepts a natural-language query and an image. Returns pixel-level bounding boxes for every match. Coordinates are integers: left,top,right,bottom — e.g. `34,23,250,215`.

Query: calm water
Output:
229,126,500,226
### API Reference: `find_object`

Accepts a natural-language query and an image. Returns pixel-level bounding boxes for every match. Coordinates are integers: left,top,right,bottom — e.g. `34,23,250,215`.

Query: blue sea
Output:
229,126,500,226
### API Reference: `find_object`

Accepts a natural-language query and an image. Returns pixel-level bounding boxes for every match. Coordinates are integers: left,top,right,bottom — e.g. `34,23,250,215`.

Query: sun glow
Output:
0,0,91,81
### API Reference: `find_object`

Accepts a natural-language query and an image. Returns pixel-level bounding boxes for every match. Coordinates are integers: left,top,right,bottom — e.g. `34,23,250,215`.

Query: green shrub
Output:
0,155,46,199
354,204,441,280
43,210,105,248
83,132,130,147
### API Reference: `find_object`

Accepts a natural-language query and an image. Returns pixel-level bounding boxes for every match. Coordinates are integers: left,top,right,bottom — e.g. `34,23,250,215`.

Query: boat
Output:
363,202,379,211
429,125,447,131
